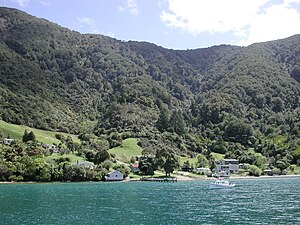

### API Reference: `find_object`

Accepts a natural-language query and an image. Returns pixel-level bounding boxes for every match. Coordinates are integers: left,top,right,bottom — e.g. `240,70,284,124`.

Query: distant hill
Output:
0,7,299,165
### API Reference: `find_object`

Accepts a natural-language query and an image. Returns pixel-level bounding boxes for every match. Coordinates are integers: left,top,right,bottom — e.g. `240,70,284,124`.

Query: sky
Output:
1,0,300,50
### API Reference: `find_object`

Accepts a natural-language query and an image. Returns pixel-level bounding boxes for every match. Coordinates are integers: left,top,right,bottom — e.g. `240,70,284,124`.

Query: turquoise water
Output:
0,178,299,224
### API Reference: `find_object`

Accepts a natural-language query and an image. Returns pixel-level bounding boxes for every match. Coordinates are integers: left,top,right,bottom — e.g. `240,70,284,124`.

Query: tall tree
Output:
156,147,179,176
169,111,185,135
156,108,170,132
22,130,29,143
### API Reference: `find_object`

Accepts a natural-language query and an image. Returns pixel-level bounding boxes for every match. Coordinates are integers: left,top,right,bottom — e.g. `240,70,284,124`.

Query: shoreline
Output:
1,174,300,184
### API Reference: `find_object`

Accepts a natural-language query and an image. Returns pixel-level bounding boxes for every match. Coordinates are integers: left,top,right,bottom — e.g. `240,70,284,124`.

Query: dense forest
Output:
0,7,300,181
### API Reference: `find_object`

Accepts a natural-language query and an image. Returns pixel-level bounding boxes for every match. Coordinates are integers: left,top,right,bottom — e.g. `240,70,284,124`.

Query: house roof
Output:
222,159,239,162
108,170,123,175
131,164,139,168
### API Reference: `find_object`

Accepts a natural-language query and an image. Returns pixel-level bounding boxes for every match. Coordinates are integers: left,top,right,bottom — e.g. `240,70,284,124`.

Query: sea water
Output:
0,178,299,224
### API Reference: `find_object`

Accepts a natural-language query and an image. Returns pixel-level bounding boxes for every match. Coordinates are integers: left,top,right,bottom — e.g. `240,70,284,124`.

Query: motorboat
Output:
209,179,235,189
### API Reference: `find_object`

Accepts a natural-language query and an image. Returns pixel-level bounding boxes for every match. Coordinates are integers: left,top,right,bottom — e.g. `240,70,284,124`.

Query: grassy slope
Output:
179,153,225,167
46,152,85,163
108,138,142,163
0,120,80,144
211,152,225,160
179,156,198,166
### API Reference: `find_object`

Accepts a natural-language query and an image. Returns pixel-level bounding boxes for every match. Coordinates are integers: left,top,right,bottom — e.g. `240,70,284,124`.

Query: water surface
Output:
0,178,299,224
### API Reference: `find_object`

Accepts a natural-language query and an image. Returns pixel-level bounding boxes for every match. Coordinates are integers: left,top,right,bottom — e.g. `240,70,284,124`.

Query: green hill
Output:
0,7,299,169
108,138,143,163
0,120,79,144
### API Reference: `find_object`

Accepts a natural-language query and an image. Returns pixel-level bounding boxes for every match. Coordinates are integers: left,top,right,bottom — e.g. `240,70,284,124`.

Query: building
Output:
195,167,211,174
77,161,96,170
43,144,59,153
105,170,124,181
130,164,140,173
3,138,14,145
215,159,239,177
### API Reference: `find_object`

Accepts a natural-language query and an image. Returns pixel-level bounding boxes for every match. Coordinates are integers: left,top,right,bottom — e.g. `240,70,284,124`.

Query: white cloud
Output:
11,0,29,7
161,0,300,46
76,17,99,34
38,0,51,6
239,0,300,45
119,0,140,16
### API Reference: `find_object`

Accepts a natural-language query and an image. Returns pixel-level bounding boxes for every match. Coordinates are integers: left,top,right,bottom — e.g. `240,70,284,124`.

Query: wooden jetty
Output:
140,177,177,182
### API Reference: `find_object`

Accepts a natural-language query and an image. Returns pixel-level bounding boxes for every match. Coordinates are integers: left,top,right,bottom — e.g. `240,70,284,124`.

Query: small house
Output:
105,170,124,181
77,161,96,170
195,167,211,174
264,169,273,176
130,164,140,173
3,138,14,145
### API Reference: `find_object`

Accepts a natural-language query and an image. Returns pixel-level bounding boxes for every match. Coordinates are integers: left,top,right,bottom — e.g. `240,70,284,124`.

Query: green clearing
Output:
0,120,80,144
46,152,85,163
108,138,142,163
211,152,224,160
179,156,198,166
180,152,225,166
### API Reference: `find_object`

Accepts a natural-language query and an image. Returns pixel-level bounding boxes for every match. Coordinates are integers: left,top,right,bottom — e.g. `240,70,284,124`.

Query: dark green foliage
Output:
22,130,36,143
155,147,180,176
94,150,110,165
139,156,156,175
248,165,262,176
0,129,4,140
0,141,109,182
156,108,170,132
224,119,253,145
0,7,299,171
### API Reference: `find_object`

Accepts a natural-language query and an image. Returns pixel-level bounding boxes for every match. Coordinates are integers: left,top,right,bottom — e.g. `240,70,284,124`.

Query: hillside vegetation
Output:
0,7,300,181
0,120,79,144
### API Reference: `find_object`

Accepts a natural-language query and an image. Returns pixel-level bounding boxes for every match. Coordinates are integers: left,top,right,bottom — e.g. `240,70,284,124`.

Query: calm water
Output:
0,178,299,225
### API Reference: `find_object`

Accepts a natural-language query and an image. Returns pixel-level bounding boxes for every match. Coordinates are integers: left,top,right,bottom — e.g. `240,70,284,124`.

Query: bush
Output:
248,165,262,176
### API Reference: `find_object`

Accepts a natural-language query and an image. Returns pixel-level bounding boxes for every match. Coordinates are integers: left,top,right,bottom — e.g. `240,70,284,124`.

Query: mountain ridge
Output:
0,7,299,167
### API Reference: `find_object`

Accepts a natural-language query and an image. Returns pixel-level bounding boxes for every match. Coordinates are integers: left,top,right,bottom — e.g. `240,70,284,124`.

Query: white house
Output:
3,138,14,145
195,167,211,174
77,161,96,170
215,159,239,177
105,170,124,181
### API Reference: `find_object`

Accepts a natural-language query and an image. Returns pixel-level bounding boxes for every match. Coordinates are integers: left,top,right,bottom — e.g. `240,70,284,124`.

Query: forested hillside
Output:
1,7,300,172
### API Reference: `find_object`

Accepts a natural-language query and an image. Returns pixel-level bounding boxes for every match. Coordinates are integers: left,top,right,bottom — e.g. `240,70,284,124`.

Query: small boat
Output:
209,179,235,189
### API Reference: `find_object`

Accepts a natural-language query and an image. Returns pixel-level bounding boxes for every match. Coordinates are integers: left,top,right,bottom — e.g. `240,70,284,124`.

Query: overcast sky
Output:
1,0,300,49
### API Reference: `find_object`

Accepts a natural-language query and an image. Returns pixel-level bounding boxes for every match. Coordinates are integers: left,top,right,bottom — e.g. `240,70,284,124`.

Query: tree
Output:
28,131,36,142
22,130,29,142
139,156,156,175
156,148,179,176
275,160,289,173
156,108,169,132
169,111,185,135
225,119,253,145
163,154,179,176
182,160,191,171
272,97,284,113
22,130,36,143
254,154,268,169
0,129,4,140
63,164,87,181
196,154,208,168
248,165,262,176
94,150,110,165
